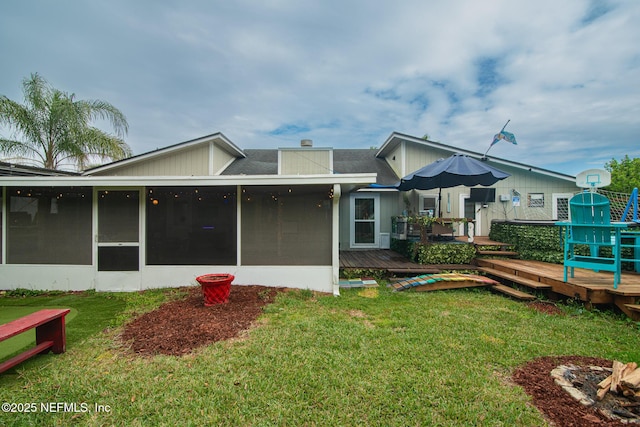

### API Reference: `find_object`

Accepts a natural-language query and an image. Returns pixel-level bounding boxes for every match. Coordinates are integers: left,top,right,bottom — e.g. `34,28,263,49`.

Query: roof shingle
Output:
220,148,398,185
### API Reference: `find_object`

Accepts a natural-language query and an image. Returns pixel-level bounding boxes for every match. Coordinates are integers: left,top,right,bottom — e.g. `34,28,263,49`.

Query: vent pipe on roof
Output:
300,139,313,147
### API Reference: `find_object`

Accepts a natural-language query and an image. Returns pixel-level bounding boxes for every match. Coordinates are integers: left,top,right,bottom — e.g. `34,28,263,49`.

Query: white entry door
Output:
350,193,380,248
459,193,482,236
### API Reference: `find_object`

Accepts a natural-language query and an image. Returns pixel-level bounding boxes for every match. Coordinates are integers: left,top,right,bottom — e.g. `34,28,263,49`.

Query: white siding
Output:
279,149,332,175
92,144,210,176
388,142,579,234
385,143,405,177
213,143,236,174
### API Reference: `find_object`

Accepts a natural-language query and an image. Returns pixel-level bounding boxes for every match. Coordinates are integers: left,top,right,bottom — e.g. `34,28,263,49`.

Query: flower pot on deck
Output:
195,274,234,306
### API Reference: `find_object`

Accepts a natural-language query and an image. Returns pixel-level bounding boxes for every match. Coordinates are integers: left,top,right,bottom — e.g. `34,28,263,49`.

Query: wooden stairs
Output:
471,237,520,259
476,258,549,301
624,304,640,317
475,258,640,320
470,238,539,300
489,283,536,301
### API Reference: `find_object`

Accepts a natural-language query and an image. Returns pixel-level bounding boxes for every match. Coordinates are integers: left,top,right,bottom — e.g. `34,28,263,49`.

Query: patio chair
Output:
556,192,628,288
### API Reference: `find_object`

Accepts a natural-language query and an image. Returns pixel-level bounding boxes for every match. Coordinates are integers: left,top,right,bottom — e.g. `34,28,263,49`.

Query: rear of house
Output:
0,131,578,293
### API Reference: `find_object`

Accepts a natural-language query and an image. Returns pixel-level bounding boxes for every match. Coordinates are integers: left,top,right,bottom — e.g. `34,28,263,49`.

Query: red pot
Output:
196,274,234,306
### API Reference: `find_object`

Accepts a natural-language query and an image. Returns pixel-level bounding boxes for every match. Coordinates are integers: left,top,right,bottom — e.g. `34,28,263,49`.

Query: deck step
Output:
477,266,552,290
476,250,519,257
625,304,640,313
490,284,536,301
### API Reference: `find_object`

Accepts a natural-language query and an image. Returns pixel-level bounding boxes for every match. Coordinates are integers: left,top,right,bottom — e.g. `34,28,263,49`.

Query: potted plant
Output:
195,274,234,306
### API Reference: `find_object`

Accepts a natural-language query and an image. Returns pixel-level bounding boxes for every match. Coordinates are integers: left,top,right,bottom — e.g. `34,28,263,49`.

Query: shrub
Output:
416,243,476,265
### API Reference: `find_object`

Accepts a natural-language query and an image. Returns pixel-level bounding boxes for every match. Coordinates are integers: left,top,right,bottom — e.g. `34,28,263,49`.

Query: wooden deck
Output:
340,250,474,274
339,248,640,319
477,258,640,320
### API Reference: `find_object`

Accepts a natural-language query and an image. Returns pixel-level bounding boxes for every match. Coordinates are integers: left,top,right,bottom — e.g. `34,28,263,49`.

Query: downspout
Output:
236,185,242,268
332,184,341,296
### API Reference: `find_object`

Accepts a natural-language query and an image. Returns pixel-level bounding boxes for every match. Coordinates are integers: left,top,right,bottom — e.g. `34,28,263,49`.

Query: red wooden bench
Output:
0,309,71,374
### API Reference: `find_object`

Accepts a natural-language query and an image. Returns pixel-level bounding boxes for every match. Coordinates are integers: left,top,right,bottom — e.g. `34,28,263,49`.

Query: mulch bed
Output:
120,285,285,356
513,356,633,427
120,288,631,425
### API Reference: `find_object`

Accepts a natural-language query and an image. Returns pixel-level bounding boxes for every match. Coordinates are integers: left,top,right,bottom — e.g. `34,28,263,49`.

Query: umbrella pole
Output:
438,188,442,218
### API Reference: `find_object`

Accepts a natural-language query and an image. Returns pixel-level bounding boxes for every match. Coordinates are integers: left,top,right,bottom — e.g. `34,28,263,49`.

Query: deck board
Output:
476,258,640,318
340,250,474,273
477,259,640,289
341,250,640,319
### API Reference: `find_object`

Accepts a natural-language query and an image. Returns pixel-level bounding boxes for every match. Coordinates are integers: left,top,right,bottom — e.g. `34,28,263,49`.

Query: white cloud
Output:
1,0,638,175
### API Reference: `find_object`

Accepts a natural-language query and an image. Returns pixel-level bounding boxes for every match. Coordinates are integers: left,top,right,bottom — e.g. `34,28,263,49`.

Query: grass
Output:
1,286,639,426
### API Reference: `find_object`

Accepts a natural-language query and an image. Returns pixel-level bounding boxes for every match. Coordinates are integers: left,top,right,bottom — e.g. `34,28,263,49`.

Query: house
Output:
0,132,578,294
375,133,578,238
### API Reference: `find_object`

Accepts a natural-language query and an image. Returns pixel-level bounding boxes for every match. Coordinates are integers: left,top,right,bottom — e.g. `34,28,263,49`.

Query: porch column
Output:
236,185,242,267
332,184,341,296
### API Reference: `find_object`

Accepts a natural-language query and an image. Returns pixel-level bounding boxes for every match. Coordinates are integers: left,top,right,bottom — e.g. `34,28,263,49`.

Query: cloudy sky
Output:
1,0,638,175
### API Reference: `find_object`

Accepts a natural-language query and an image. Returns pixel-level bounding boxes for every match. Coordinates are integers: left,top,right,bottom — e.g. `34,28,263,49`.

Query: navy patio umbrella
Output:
397,153,510,217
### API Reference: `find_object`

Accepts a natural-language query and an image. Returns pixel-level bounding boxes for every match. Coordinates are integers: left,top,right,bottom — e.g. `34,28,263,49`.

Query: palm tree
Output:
0,73,132,170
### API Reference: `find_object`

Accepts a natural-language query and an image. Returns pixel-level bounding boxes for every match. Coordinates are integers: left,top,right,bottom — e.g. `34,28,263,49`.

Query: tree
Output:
0,73,132,170
605,155,640,193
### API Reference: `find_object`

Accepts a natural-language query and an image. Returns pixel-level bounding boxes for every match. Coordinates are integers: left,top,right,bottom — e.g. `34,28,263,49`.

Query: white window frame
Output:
350,193,380,248
552,193,573,221
418,193,438,217
528,193,545,208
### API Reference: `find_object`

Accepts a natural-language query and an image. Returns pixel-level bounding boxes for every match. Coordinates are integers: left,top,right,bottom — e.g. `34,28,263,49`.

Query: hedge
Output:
390,238,476,265
489,221,637,269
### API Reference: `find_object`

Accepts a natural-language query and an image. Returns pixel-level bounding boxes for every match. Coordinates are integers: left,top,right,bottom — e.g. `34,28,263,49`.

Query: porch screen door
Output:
97,190,140,271
350,193,379,248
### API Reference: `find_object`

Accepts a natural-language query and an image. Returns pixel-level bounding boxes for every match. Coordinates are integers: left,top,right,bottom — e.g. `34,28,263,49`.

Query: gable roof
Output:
221,149,278,175
83,132,245,175
377,132,575,182
221,148,399,185
333,149,399,185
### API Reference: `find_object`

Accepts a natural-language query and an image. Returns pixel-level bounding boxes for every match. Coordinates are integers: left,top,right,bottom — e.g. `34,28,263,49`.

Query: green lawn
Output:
0,286,638,426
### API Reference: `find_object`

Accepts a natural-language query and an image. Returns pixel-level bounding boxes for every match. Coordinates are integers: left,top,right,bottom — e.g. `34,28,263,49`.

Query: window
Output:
146,187,236,265
242,185,332,265
7,187,92,264
553,194,572,221
350,193,380,247
419,194,437,217
528,193,545,208
354,197,375,244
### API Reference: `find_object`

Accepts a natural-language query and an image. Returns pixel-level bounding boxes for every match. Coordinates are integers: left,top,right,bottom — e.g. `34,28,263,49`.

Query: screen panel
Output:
7,187,92,264
146,186,237,265
241,185,332,265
